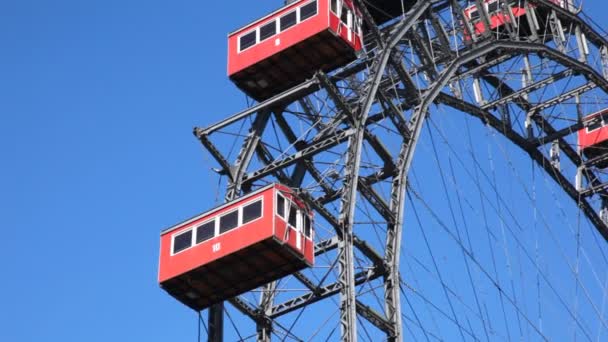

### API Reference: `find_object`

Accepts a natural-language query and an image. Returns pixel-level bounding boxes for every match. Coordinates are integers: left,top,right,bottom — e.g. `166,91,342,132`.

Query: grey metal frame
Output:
189,0,608,340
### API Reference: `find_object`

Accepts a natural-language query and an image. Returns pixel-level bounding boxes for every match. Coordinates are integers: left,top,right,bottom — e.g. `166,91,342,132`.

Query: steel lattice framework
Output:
192,0,608,340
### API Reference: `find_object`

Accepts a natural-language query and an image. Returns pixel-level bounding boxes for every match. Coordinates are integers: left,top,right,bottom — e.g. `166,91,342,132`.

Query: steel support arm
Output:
269,267,384,318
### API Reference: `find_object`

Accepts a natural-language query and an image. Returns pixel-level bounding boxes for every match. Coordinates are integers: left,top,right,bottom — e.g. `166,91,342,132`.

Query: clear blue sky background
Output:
1,1,607,341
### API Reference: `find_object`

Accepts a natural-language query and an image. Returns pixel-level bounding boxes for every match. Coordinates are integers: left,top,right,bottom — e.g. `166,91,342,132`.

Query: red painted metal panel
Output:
158,183,315,310
328,3,363,51
228,0,329,76
578,110,608,152
227,0,362,77
274,215,314,266
158,187,275,283
463,0,564,40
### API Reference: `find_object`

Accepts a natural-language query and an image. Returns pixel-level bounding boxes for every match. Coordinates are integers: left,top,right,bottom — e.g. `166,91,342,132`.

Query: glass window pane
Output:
219,210,239,234
341,7,348,23
260,20,276,41
280,11,297,31
304,215,311,238
243,200,262,224
288,204,298,227
277,194,285,218
300,1,317,21
196,221,215,244
470,9,480,20
331,0,338,13
239,31,256,51
488,2,499,13
173,230,192,254
588,119,603,132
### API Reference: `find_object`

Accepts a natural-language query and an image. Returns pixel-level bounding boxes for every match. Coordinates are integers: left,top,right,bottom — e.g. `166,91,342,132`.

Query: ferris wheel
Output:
158,1,608,340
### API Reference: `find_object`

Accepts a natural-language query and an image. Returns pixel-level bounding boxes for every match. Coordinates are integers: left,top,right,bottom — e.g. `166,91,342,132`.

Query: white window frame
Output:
286,201,299,229
486,0,504,15
237,0,318,53
238,28,259,53
241,197,264,226
299,0,318,24
586,116,606,133
171,228,195,256
259,19,279,43
279,9,298,33
218,207,240,235
330,0,339,15
194,218,217,245
303,214,313,239
347,8,353,30
339,4,349,25
276,193,287,219
296,208,302,232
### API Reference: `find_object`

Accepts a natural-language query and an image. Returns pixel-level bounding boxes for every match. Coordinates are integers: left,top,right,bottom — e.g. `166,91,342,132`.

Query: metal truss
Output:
192,0,608,340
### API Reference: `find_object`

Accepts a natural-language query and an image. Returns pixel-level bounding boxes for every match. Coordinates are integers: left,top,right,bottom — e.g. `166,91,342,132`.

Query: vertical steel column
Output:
225,111,272,200
336,20,418,337
335,94,371,339
207,306,224,342
383,98,431,342
335,3,430,339
257,281,276,342
255,109,290,342
209,110,271,342
383,146,407,342
335,45,395,342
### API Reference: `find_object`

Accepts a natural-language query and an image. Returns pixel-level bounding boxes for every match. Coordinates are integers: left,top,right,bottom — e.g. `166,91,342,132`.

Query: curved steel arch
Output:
406,39,608,241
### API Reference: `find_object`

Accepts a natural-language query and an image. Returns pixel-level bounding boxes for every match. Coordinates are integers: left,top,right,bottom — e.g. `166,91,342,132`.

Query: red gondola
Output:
462,0,566,41
579,109,608,167
158,184,315,311
227,0,363,101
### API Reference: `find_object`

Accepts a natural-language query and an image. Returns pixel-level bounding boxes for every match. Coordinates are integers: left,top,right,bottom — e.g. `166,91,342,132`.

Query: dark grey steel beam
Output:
333,3,432,335
353,0,384,49
529,0,608,48
377,90,413,139
193,131,233,181
242,128,356,185
356,301,395,335
318,71,397,171
229,297,259,320
226,111,271,199
478,69,597,189
198,80,319,136
532,120,585,147
437,92,608,242
353,235,385,268
272,111,335,194
528,82,597,113
269,267,384,318
192,4,608,340
315,236,340,255
358,178,395,224
481,69,574,110
211,109,272,342
429,9,454,59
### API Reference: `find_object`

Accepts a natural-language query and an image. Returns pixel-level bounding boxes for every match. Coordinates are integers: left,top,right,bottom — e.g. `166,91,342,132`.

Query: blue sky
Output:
2,1,608,341
0,1,270,340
